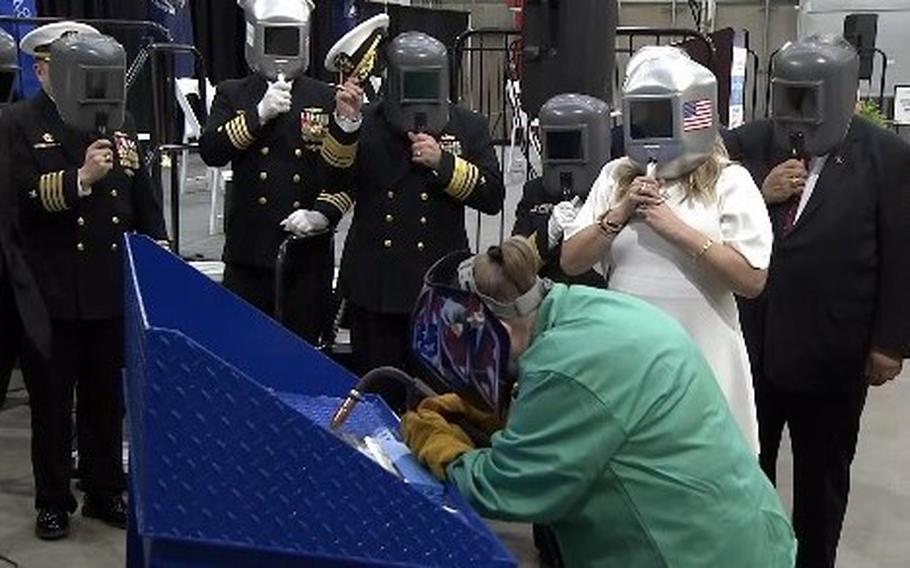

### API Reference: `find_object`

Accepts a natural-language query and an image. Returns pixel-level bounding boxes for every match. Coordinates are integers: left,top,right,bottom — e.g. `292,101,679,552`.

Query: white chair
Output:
175,77,228,236
505,78,529,173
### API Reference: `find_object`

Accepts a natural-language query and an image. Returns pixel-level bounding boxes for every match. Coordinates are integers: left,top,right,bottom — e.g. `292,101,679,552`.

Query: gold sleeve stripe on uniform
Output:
317,192,354,214
38,174,51,211
224,120,241,148
48,172,60,211
320,132,357,169
232,115,253,146
226,116,253,149
317,195,347,214
445,157,479,201
237,114,253,145
444,158,466,199
38,171,67,212
320,192,354,213
53,171,67,211
460,162,481,201
335,191,354,211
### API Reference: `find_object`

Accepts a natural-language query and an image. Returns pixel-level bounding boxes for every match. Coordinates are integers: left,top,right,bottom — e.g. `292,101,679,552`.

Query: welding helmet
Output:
411,249,552,417
1,28,17,105
241,0,314,81
622,46,718,179
49,33,126,134
771,34,859,158
540,93,612,201
383,32,450,135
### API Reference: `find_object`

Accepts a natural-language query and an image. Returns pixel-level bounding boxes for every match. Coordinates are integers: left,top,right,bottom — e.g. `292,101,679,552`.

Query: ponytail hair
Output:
472,236,542,305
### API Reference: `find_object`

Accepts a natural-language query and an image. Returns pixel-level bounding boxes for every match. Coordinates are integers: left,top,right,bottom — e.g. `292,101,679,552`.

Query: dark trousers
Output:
223,261,333,346
0,276,21,407
20,318,126,512
349,305,414,413
757,380,868,568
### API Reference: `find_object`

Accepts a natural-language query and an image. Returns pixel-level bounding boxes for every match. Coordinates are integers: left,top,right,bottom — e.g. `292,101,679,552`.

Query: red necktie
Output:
781,198,799,236
781,157,810,236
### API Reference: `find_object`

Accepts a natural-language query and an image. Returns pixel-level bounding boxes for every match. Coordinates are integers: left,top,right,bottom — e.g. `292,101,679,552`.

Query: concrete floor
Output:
2,155,909,567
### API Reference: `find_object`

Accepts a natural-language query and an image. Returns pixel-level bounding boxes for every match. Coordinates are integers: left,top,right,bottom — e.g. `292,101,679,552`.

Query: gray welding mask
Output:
49,33,126,134
1,28,18,105
242,0,314,82
540,93,612,201
383,32,450,136
623,46,718,179
771,35,859,158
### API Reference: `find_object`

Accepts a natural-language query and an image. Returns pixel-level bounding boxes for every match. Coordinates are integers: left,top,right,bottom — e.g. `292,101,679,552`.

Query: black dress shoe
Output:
36,508,70,540
82,494,127,529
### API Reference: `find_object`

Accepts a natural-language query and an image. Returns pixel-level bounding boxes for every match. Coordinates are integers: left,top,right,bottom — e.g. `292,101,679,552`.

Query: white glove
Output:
280,210,329,237
547,199,582,249
256,78,293,124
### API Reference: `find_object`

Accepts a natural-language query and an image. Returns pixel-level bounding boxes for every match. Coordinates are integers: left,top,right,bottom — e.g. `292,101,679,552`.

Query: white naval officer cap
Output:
20,21,100,60
325,13,390,76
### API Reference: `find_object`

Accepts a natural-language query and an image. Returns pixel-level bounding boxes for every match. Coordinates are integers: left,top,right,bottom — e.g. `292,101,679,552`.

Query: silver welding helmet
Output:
241,0,314,81
49,33,126,134
540,94,612,201
411,249,552,417
1,28,18,105
771,35,859,158
383,32,450,135
622,46,718,179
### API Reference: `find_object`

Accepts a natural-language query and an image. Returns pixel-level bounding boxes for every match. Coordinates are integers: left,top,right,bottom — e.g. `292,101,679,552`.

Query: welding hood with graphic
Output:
623,46,718,179
771,35,859,158
241,0,314,81
383,32,450,136
411,251,512,417
540,93,612,201
49,33,126,134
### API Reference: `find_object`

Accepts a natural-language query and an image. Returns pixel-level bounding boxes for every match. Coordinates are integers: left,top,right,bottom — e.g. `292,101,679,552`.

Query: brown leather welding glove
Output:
401,408,474,480
418,394,504,435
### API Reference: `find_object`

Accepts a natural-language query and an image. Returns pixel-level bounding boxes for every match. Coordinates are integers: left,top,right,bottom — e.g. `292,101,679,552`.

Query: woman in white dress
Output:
561,133,772,452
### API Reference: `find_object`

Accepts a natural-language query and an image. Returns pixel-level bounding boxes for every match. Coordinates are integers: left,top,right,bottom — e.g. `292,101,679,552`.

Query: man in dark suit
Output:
726,36,910,568
8,22,168,540
316,32,504,410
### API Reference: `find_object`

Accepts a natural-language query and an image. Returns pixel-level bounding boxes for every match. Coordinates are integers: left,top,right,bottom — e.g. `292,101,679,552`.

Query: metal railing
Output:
147,44,208,257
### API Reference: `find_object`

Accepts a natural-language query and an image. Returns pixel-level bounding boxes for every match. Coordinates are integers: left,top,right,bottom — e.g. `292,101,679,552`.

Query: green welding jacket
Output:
447,285,796,568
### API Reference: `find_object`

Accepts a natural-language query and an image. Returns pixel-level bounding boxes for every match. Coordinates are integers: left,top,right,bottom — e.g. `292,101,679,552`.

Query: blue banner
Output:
0,0,40,99
148,0,195,77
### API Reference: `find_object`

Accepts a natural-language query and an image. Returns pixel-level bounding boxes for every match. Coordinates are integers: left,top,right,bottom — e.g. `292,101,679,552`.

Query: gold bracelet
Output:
694,238,715,261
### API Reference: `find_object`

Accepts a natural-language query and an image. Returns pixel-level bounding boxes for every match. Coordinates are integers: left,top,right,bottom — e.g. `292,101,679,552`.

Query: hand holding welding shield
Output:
622,46,718,181
48,34,126,192
383,32,450,136
770,35,859,159
48,33,126,136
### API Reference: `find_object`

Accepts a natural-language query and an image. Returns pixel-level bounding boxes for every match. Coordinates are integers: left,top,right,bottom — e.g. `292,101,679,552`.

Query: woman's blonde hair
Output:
613,135,731,206
472,236,542,305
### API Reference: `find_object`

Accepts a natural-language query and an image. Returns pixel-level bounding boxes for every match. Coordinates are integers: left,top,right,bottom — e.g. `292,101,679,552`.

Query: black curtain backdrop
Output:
29,1,469,130
37,0,145,19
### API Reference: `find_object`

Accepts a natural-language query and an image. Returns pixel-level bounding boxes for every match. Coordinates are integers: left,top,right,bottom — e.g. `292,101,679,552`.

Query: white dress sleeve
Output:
564,159,623,241
716,164,774,269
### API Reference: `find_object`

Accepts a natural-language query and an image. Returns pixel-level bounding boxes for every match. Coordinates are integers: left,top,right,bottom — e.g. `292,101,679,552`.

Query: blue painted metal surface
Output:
123,235,516,568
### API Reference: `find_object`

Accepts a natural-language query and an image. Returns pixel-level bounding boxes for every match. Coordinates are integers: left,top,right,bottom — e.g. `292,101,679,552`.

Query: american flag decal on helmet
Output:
682,98,713,132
